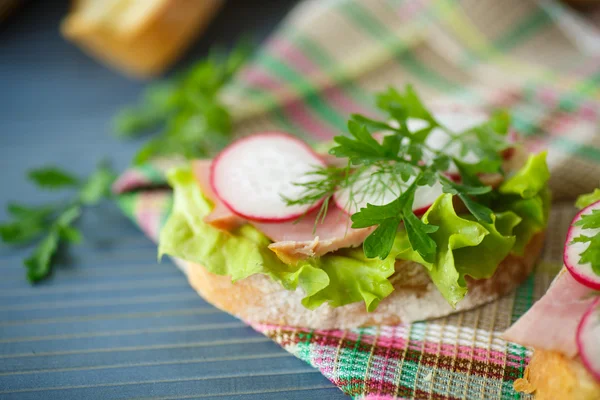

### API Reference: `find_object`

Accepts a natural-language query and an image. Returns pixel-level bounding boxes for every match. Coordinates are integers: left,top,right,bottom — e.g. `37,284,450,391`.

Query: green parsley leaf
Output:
28,167,79,189
403,210,438,262
24,230,60,282
7,203,55,219
376,85,436,128
2,162,114,283
350,114,400,134
433,154,451,171
0,203,56,244
350,197,403,229
488,110,511,135
114,40,253,164
457,194,494,224
0,219,47,244
286,84,516,274
331,120,395,164
439,175,493,223
363,219,401,259
59,226,82,244
55,205,82,227
351,179,439,260
575,209,600,230
571,193,600,276
79,161,116,205
578,234,600,276
20,205,82,283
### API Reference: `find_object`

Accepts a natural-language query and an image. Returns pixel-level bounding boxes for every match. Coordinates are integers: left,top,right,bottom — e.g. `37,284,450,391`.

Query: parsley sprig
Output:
572,208,600,276
286,85,511,260
0,162,115,282
114,40,253,164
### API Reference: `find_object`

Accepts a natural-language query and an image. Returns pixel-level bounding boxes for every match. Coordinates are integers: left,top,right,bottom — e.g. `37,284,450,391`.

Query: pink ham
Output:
192,159,373,263
503,269,595,357
259,208,373,264
191,160,245,231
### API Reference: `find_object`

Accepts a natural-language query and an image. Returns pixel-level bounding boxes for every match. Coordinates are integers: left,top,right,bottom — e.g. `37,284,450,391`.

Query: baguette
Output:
185,232,544,329
61,0,223,78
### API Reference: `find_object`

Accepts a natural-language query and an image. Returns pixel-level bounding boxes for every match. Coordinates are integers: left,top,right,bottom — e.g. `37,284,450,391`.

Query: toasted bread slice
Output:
514,350,600,399
61,0,223,78
184,232,544,329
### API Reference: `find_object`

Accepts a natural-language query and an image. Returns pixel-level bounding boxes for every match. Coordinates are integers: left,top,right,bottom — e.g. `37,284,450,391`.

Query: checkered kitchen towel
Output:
114,0,600,398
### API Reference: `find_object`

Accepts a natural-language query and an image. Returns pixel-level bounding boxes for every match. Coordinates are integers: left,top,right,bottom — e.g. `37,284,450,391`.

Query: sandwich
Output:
504,189,600,399
158,85,551,329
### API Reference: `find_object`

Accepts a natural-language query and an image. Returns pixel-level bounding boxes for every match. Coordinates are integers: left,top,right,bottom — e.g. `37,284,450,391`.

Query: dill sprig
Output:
285,85,512,260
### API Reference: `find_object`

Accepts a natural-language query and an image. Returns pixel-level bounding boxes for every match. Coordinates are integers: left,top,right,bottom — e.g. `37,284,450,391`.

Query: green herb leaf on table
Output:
114,40,254,164
0,162,116,283
79,161,116,205
28,167,79,189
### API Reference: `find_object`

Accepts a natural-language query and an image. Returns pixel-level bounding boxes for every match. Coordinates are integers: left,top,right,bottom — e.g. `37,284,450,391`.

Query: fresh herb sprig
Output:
0,162,115,282
570,190,600,276
114,40,253,164
286,85,511,260
572,209,600,275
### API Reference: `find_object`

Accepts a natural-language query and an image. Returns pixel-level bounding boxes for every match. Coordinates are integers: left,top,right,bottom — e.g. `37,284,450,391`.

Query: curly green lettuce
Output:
391,194,520,306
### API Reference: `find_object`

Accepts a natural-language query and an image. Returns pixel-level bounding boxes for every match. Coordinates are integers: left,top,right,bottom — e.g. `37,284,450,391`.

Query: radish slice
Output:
210,132,326,222
576,298,600,381
564,200,600,290
334,168,444,215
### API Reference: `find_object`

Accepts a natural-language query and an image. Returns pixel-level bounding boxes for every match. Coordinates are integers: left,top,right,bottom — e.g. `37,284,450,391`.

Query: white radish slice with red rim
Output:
334,168,444,216
564,199,600,290
576,297,600,381
210,132,326,222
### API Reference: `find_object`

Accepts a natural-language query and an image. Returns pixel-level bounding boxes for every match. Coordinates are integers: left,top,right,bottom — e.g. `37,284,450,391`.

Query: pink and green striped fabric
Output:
114,0,600,398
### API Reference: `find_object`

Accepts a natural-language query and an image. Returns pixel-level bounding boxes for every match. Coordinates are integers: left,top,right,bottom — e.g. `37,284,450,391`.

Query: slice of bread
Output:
514,350,600,399
61,0,223,78
185,232,544,329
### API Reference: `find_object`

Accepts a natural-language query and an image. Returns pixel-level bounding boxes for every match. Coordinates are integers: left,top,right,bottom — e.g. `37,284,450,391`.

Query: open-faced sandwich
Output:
504,189,600,399
158,86,551,329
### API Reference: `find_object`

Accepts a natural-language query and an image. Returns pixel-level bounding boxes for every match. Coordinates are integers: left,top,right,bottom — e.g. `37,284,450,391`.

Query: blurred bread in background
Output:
61,0,224,78
0,0,23,22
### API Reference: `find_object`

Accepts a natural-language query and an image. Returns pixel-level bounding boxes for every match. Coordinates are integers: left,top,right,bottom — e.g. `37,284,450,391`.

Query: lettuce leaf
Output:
494,152,551,254
576,189,600,210
392,194,518,307
392,152,550,307
300,249,395,311
499,151,549,199
158,167,395,311
499,190,549,254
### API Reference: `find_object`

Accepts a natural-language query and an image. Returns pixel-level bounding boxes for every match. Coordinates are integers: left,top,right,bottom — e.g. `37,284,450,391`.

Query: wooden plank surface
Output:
0,1,348,398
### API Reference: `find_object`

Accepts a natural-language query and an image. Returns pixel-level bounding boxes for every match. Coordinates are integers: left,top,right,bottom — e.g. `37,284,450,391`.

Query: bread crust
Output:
61,0,223,78
514,350,600,399
185,232,545,329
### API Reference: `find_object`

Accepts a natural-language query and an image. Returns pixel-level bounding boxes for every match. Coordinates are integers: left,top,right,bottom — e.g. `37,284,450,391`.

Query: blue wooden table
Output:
0,2,348,398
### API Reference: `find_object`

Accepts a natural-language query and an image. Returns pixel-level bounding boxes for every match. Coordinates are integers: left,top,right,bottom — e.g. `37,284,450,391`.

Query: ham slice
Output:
192,160,245,231
503,269,595,357
191,159,373,263
259,208,373,264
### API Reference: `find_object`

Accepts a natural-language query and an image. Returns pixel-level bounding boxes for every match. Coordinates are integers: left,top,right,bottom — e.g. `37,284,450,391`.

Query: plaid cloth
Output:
114,0,600,398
